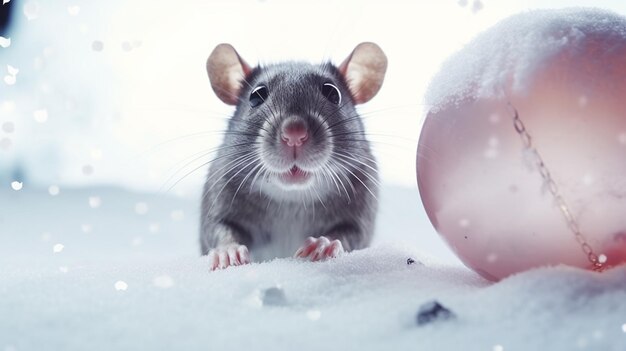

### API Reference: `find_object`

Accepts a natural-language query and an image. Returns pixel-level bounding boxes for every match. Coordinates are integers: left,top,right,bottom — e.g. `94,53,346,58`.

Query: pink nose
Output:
281,120,308,147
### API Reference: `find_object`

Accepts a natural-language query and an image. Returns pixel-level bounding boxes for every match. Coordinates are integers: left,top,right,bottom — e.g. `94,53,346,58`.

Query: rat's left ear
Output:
206,43,252,105
339,42,388,105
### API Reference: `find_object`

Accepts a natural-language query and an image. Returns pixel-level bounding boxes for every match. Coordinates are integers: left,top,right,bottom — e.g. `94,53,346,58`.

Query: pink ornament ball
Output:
417,8,626,281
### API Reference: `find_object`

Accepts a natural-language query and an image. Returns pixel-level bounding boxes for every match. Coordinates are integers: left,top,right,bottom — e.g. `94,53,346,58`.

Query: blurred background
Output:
1,0,626,263
1,0,624,194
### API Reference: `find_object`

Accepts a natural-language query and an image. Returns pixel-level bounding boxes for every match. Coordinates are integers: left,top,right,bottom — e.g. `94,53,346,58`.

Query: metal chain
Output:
507,103,605,271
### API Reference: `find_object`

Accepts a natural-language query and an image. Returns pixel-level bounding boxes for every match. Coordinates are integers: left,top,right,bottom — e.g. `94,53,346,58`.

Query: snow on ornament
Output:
417,8,626,281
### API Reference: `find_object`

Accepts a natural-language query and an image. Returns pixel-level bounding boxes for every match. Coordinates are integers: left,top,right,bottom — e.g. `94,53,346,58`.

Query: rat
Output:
200,42,387,270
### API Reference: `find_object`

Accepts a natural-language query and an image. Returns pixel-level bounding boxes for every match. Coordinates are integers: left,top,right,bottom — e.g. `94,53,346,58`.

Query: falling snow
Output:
1,122,14,133
0,36,10,48
48,185,60,196
88,196,101,208
114,281,128,291
121,42,133,52
67,6,80,16
0,137,11,150
33,109,48,123
306,309,322,321
3,65,18,85
82,164,94,176
152,275,174,289
91,41,104,52
10,181,22,191
90,148,102,160
23,1,40,20
170,209,184,221
134,202,149,215
472,0,484,13
148,222,160,233
52,243,64,253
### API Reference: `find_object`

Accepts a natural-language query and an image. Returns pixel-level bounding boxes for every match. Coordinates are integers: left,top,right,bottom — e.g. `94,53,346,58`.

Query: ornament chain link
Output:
507,104,604,271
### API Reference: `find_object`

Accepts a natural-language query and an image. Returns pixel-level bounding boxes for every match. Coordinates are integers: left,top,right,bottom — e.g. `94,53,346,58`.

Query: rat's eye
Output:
250,86,268,107
322,83,341,105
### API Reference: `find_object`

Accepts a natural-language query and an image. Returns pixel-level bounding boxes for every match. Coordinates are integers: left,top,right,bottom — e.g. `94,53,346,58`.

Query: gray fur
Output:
200,61,378,261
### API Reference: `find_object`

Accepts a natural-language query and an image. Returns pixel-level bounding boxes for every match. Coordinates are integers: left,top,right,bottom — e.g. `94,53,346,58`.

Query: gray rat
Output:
200,42,387,270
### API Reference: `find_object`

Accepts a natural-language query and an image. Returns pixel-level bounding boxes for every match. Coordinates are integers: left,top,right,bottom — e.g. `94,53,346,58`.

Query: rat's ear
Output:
206,44,252,105
339,42,387,105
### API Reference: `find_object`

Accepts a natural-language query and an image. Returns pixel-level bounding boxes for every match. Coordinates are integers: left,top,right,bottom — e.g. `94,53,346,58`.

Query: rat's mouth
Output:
278,166,311,185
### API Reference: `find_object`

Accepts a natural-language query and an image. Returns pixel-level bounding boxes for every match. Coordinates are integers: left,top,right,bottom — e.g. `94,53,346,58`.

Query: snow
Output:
1,186,626,351
0,36,10,48
425,8,626,111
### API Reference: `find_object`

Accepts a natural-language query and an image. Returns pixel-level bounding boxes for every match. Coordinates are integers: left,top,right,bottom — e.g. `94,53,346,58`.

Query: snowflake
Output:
88,196,101,208
114,281,128,291
33,109,48,123
0,36,10,48
67,5,80,16
153,275,174,289
134,202,149,215
306,309,322,321
48,185,60,196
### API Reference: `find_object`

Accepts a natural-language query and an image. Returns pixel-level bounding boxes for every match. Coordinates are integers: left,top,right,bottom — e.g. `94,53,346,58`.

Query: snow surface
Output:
1,186,626,351
425,7,626,111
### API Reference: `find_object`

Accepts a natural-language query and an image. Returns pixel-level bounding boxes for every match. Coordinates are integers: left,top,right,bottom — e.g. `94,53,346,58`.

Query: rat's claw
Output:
237,245,250,265
208,244,251,271
294,236,344,261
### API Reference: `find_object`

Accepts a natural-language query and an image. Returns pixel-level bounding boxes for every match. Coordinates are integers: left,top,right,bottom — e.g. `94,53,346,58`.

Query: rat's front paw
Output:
294,236,344,261
208,244,250,271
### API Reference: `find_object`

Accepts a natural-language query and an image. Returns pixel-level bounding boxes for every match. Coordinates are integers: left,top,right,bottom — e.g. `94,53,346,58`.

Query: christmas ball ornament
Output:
417,8,626,281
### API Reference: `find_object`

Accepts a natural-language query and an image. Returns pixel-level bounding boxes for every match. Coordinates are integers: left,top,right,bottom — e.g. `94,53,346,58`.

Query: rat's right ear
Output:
339,42,387,105
206,44,252,105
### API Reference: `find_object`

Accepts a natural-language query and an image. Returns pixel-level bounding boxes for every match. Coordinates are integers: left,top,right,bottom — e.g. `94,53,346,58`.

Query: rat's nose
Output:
281,119,308,147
